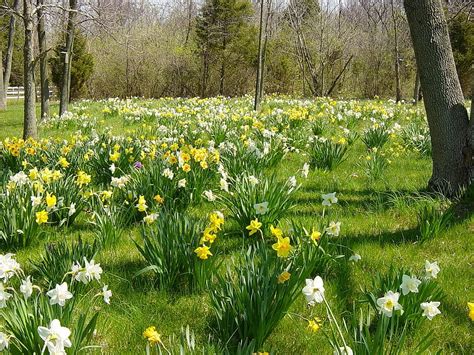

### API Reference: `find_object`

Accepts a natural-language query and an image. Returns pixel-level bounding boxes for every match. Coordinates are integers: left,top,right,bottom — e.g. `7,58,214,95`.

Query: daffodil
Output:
36,210,48,225
143,326,162,345
246,219,262,236
376,291,403,317
307,318,321,332
272,236,292,258
136,195,148,212
468,302,474,321
194,245,212,260
277,271,291,284
270,225,283,238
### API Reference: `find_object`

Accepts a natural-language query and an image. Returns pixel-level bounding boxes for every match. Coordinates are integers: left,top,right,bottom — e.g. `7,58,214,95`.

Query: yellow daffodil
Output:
277,271,291,284
272,236,292,258
468,302,474,321
310,229,321,244
136,195,148,212
36,210,48,225
45,193,57,209
270,225,283,238
307,318,322,333
246,219,262,236
194,245,212,260
143,326,162,345
153,194,164,204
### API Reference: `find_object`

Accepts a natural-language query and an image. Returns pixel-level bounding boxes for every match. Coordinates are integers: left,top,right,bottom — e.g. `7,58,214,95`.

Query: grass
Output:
1,99,473,353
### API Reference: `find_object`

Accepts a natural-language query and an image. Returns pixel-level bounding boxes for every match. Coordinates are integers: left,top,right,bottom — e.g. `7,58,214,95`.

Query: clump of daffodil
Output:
246,218,262,236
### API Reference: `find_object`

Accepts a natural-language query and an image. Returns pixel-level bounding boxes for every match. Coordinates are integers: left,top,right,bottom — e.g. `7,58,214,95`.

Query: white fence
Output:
6,86,54,100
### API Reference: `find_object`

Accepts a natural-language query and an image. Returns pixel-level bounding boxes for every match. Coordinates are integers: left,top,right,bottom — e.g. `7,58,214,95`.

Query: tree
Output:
59,0,78,115
50,32,94,101
22,0,38,139
0,50,4,110
195,0,253,97
1,0,20,109
403,0,472,194
37,0,50,119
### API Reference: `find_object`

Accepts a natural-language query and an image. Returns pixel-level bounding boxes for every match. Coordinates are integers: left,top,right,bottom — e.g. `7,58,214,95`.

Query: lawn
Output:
0,97,472,354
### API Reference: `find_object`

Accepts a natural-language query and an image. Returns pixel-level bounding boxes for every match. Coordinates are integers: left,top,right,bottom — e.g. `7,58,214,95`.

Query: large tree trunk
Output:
2,0,20,109
23,0,38,139
0,51,5,111
37,0,50,119
59,0,77,115
404,0,470,195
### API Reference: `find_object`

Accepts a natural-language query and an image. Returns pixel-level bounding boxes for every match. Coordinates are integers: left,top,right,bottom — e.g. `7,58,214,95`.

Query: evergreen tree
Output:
50,31,94,100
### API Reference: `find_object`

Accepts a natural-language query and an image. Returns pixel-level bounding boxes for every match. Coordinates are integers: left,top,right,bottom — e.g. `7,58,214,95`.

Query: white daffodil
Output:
31,195,42,207
248,175,259,186
326,221,341,236
84,258,103,282
219,178,229,192
109,163,116,174
424,260,440,279
349,253,361,262
376,291,403,317
0,332,9,351
400,274,421,295
301,163,310,178
20,276,33,299
178,178,187,188
102,285,112,304
203,190,216,202
254,201,269,215
322,192,338,206
288,176,297,188
162,168,174,180
47,283,73,307
68,203,76,217
420,301,441,320
0,253,21,281
302,276,325,305
0,283,12,308
38,319,72,354
334,346,353,355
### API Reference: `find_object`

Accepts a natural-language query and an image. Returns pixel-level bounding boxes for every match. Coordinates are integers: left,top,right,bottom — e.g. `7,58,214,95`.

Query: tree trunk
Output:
37,0,50,119
391,0,402,102
23,0,38,139
59,0,77,115
404,0,470,195
254,0,265,110
2,0,20,109
0,51,5,111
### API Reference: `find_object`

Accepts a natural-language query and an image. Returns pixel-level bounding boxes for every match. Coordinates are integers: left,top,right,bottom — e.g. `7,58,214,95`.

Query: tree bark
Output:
404,0,470,195
23,0,38,139
0,51,5,111
37,0,50,119
254,0,265,110
391,0,402,102
2,0,20,109
59,0,77,115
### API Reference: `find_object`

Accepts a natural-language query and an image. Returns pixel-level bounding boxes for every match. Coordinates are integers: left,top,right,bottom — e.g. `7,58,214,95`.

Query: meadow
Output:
0,97,472,354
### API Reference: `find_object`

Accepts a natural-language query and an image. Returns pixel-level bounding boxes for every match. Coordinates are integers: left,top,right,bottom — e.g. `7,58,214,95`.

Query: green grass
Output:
1,99,473,354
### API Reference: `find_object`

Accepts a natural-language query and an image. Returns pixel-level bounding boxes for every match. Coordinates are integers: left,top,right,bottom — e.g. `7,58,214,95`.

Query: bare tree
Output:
59,0,78,115
1,0,20,109
0,50,5,111
23,0,38,139
37,0,50,119
254,0,266,110
404,0,472,193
